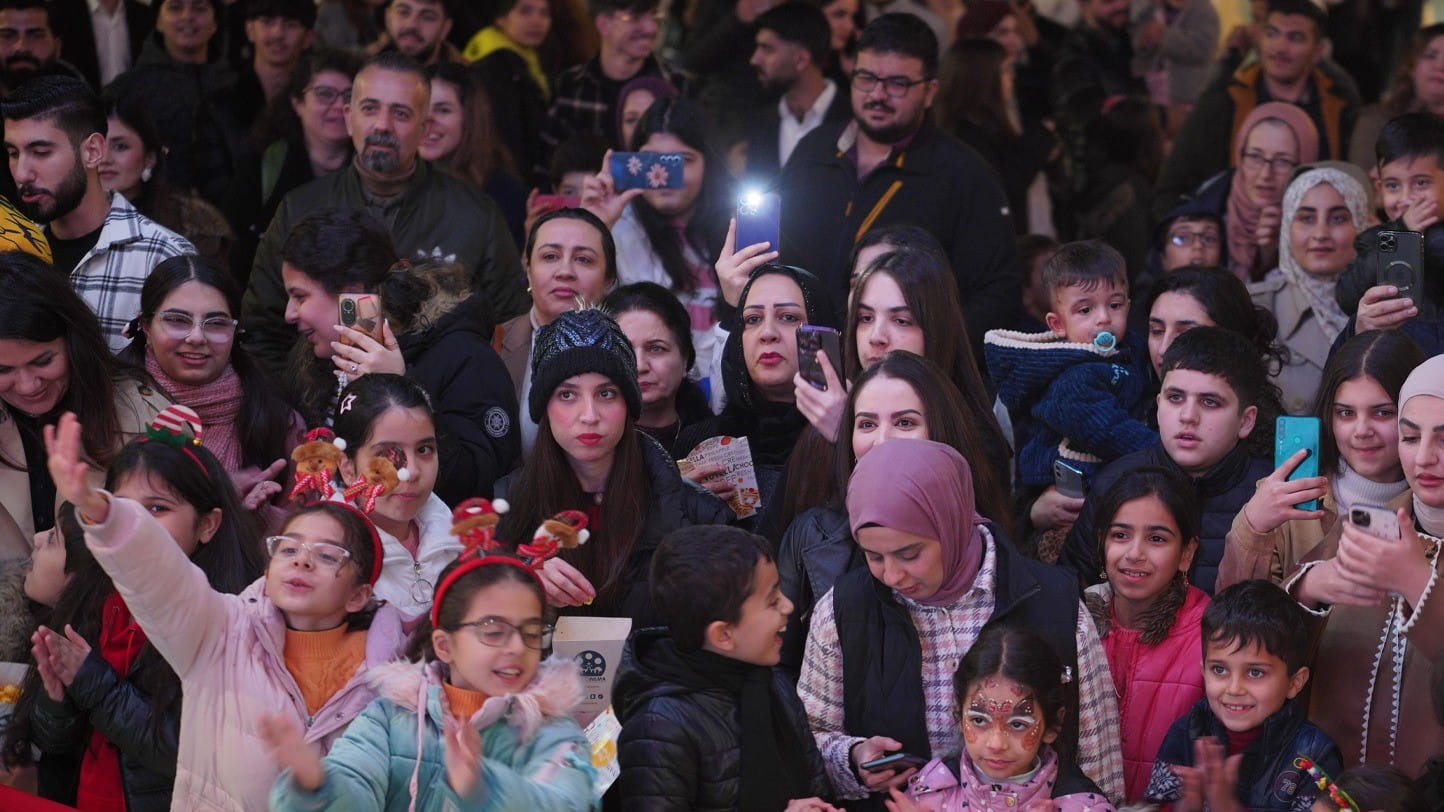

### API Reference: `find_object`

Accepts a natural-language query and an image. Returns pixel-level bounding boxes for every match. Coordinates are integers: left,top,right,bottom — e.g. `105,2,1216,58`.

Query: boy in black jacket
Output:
1146,580,1341,811
613,526,837,812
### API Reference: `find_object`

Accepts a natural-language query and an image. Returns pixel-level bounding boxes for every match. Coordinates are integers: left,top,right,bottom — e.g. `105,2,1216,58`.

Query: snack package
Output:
678,436,761,518
583,706,622,798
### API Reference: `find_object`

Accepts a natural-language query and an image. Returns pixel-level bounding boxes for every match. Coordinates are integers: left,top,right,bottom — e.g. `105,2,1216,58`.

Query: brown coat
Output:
493,313,533,401
1218,493,1338,589
1283,489,1444,775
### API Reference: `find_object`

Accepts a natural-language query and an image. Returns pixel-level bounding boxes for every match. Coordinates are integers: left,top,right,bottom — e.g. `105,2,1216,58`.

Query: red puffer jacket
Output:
1091,585,1209,802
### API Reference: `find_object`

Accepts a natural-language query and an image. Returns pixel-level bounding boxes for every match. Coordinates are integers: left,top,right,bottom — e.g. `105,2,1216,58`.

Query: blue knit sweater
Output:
984,329,1157,486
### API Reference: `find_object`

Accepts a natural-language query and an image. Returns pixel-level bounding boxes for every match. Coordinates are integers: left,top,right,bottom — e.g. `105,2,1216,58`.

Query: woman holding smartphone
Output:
1285,353,1444,777
1219,330,1424,588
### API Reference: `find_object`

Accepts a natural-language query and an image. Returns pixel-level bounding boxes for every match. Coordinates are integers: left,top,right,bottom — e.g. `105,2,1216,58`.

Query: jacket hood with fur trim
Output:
369,655,584,742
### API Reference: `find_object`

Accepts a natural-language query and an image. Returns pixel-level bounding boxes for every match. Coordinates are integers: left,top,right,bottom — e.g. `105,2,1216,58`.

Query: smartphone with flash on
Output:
735,190,780,251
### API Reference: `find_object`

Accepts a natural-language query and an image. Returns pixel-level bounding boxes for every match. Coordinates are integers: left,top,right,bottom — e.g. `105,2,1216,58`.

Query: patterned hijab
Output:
1277,167,1371,343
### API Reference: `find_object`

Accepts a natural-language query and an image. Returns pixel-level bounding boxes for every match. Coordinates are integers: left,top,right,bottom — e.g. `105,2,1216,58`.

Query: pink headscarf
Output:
1226,102,1321,282
846,440,986,607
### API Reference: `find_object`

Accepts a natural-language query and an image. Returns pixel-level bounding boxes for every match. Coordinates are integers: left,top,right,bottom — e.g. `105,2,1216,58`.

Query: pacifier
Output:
1092,331,1117,352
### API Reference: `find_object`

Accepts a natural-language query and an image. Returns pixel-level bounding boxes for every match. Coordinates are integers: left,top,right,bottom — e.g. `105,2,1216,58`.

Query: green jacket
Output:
241,160,527,373
271,658,595,811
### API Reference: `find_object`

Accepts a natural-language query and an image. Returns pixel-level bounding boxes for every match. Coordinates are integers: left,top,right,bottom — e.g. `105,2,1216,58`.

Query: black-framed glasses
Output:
153,311,237,342
850,69,928,98
454,617,555,650
1168,231,1220,248
265,536,353,574
306,86,351,107
1239,150,1298,176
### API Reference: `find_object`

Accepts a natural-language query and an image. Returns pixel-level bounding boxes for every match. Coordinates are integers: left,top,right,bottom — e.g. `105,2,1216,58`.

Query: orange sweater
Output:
283,625,367,715
442,681,490,722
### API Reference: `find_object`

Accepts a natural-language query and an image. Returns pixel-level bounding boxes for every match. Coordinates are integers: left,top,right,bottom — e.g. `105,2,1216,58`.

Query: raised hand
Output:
259,712,325,792
43,413,108,523
30,629,64,702
1239,448,1328,534
793,349,848,443
233,458,288,511
444,714,484,798
1255,205,1282,248
580,151,644,230
1356,284,1418,332
535,557,597,607
1195,737,1244,812
1335,508,1435,604
1292,557,1386,609
1402,194,1440,232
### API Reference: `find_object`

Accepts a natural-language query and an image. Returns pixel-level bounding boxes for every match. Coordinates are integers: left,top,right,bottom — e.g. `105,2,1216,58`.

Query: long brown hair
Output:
936,37,1016,139
497,417,651,616
427,63,516,188
1384,23,1444,118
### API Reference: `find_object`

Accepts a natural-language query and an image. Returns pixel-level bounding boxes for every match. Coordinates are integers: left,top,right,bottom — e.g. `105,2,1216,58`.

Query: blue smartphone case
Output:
608,152,685,191
735,192,781,251
1275,416,1321,511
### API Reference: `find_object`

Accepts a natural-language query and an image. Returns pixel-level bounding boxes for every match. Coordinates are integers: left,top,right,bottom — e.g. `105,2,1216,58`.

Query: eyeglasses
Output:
305,86,351,107
453,617,555,650
266,536,354,574
1168,231,1220,248
611,9,664,24
153,311,237,343
850,69,929,98
1239,150,1298,176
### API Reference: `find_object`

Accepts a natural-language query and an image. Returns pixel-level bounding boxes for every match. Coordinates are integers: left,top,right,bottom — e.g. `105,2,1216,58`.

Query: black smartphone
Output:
735,190,780,251
796,325,843,391
1375,229,1426,309
859,752,929,773
1052,459,1085,499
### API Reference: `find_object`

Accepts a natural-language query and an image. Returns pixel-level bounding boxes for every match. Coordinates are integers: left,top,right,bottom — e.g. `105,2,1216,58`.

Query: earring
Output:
141,167,153,183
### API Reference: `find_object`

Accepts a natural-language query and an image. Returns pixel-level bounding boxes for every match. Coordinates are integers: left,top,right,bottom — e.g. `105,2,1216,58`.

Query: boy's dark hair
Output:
756,2,831,68
858,12,938,79
1330,765,1426,812
1041,239,1128,306
0,0,50,22
246,0,317,26
590,0,659,18
0,75,107,145
549,132,609,188
1201,580,1310,673
359,50,428,84
1017,234,1060,272
1161,325,1270,414
1375,111,1444,169
650,526,774,652
1266,0,1327,39
281,208,398,292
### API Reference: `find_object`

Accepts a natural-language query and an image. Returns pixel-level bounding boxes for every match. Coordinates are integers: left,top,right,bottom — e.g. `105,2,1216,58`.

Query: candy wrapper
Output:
583,707,622,798
678,436,761,519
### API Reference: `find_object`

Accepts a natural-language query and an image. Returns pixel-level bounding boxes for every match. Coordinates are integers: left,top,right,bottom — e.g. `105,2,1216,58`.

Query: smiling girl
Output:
44,412,408,811
266,554,593,810
1084,467,1208,802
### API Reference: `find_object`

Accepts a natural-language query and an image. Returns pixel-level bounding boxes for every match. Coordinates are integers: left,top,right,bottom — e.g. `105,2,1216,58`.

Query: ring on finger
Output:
351,362,358,373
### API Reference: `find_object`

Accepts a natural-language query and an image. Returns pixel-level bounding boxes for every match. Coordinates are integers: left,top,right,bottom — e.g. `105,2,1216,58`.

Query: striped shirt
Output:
798,530,1125,801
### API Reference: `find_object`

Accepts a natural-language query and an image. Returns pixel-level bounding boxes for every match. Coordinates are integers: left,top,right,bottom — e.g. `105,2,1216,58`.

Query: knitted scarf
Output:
1225,103,1320,282
1330,458,1408,516
670,644,812,810
145,349,245,470
1277,167,1369,343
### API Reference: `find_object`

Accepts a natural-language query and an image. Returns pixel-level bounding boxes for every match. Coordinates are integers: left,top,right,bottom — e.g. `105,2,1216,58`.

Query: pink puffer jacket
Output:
1089,584,1209,802
83,496,408,812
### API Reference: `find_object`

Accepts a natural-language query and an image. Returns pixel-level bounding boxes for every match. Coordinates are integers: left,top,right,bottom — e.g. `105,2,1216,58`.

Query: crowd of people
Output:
0,0,1439,808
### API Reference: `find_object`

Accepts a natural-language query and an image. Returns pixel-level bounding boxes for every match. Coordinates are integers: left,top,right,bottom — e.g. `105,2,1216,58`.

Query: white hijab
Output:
1278,167,1371,343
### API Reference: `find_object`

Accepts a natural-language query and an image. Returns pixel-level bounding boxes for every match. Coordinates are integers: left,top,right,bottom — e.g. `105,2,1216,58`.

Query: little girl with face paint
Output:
266,551,595,810
885,625,1117,812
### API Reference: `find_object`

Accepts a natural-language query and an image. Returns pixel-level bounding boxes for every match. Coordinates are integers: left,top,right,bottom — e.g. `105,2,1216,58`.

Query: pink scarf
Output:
1226,102,1320,282
847,440,986,607
145,349,245,471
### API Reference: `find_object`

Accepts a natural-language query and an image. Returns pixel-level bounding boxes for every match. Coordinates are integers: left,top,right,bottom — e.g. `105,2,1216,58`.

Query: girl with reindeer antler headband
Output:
265,501,596,811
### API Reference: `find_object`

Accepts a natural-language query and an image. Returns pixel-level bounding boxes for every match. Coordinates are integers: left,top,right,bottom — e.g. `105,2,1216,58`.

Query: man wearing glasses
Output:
541,0,684,160
1153,0,1361,221
777,13,1019,356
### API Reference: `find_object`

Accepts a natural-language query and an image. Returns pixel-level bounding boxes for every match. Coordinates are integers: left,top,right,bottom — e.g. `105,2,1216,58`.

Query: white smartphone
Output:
1349,504,1401,541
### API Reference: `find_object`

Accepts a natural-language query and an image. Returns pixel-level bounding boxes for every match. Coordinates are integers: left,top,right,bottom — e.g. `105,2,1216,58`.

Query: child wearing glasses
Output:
43,410,409,812
266,551,595,810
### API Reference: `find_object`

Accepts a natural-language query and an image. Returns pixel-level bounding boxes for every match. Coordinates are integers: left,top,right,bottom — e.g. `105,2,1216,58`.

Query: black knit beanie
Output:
529,308,642,423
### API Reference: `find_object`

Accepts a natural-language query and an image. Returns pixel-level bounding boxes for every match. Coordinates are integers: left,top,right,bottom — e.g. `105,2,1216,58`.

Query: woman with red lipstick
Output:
603,282,713,452
496,308,730,625
1247,167,1371,415
0,252,171,560
45,411,408,811
332,374,459,618
118,255,302,530
496,208,617,454
1220,330,1423,590
1285,354,1444,777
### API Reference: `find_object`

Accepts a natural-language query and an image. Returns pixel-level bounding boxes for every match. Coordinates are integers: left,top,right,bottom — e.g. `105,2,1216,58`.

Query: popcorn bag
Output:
552,616,632,728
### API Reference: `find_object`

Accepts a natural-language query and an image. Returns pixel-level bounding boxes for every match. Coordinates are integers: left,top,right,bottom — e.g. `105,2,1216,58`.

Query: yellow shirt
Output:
463,26,550,99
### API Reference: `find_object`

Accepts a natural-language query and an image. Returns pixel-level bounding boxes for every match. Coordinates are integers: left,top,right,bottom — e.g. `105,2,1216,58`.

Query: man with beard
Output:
0,0,86,96
1153,0,1361,219
2,76,194,350
741,2,849,179
241,51,524,373
540,0,684,160
229,0,315,132
776,13,1018,354
383,0,460,66
1049,0,1144,213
